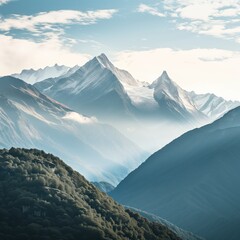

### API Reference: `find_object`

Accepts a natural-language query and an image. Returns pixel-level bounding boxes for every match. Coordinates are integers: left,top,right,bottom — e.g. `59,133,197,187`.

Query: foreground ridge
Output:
0,148,180,240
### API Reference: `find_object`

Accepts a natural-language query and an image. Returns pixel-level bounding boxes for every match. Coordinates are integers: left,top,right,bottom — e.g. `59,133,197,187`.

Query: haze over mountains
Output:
32,54,239,151
111,107,240,240
2,53,239,184
0,76,145,185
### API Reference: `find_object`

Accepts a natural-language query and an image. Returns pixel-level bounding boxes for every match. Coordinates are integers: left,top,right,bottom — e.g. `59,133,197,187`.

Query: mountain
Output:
0,76,146,185
34,54,239,123
35,54,137,121
0,148,181,240
12,64,71,84
149,71,206,122
34,54,239,151
111,107,240,240
189,91,239,119
34,54,204,123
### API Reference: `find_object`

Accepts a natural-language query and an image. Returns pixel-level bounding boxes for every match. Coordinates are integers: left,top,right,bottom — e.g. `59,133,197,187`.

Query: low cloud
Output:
0,34,90,76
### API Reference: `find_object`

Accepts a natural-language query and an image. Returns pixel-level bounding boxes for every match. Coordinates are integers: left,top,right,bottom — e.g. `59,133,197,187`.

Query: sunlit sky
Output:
0,0,240,100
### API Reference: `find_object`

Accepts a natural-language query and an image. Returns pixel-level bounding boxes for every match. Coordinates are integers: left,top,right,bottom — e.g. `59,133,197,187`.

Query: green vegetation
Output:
0,148,180,240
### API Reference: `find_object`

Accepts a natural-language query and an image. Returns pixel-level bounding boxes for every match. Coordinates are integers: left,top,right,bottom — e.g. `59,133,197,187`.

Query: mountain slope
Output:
0,148,180,240
12,64,70,84
0,76,146,185
111,107,240,240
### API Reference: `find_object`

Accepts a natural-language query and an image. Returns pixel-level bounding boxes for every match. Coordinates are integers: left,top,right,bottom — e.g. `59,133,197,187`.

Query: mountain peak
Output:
98,53,108,59
151,70,175,89
158,70,173,84
161,70,170,79
96,53,115,70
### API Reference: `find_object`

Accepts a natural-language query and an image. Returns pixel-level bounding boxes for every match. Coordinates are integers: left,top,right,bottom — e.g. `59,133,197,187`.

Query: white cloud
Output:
0,34,91,76
0,0,10,5
0,8,117,75
113,48,240,101
163,0,240,19
137,4,165,17
166,0,240,40
138,1,240,41
0,9,118,33
63,112,97,124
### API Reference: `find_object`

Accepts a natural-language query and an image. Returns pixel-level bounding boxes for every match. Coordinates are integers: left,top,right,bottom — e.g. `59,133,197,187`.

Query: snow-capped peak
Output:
79,54,139,87
150,71,202,117
96,53,115,70
150,71,182,102
151,71,176,89
160,70,171,82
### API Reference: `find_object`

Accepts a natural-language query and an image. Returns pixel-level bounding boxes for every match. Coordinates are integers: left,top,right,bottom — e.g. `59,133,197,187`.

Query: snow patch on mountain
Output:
124,83,159,110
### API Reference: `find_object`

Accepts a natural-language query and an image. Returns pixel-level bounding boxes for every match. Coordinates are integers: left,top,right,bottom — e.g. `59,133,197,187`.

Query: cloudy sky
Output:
0,0,240,100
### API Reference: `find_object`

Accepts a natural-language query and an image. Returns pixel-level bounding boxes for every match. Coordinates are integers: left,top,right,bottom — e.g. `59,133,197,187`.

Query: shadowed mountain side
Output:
111,107,240,240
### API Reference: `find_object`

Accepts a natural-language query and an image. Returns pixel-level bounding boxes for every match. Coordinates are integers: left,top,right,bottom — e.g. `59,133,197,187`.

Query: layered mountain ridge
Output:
0,76,146,185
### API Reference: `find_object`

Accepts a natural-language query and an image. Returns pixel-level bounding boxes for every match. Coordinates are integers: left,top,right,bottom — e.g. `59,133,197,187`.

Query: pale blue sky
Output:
0,0,240,100
1,0,240,53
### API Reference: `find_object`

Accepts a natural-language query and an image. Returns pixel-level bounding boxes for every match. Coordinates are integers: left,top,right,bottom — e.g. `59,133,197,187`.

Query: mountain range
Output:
30,54,239,151
111,106,240,240
3,53,239,185
34,54,239,123
12,64,71,84
2,54,239,184
0,76,146,185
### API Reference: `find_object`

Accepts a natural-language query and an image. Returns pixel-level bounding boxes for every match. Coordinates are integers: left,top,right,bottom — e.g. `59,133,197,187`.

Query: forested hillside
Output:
0,148,180,240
